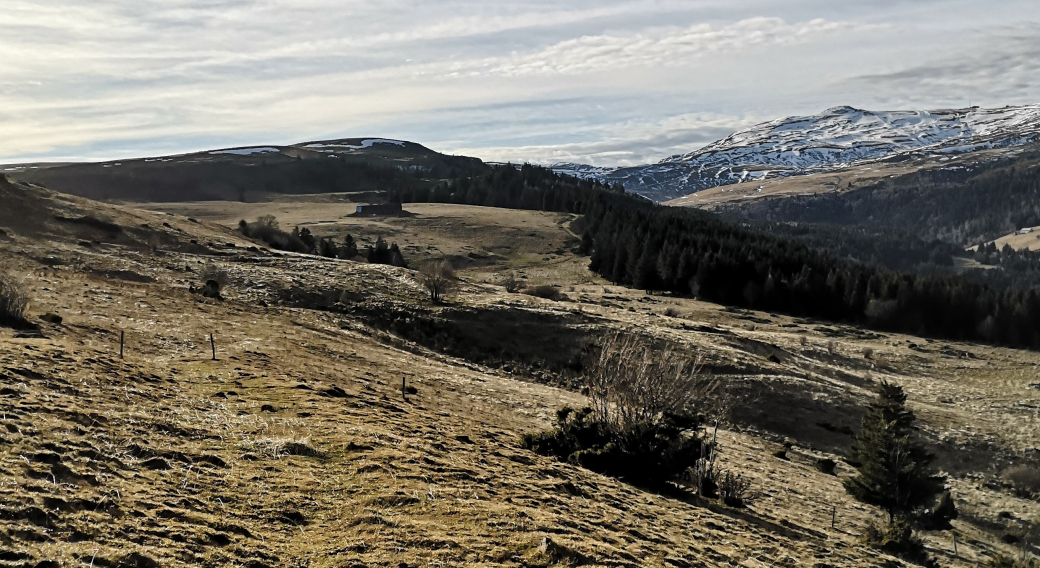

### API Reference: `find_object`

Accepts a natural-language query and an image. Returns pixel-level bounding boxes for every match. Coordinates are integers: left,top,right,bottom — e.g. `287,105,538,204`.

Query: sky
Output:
3,0,1040,166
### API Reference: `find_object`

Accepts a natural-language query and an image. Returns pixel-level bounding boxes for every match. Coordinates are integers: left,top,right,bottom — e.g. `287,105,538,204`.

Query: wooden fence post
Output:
210,333,216,361
119,331,124,359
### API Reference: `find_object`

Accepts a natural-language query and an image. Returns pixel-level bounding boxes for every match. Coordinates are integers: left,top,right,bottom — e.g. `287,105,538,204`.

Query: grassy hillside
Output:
2,182,1040,566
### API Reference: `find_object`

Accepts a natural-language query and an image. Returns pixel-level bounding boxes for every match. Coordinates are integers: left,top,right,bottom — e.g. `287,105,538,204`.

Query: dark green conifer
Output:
844,382,945,521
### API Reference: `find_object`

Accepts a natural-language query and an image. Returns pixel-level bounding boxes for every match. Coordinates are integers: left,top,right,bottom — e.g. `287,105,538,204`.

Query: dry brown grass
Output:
2,190,1039,567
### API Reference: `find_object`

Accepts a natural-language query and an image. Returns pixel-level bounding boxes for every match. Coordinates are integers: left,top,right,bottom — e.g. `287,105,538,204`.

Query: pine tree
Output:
368,237,390,264
844,382,945,521
340,234,359,259
388,242,408,268
318,237,338,258
298,228,316,252
579,230,594,255
633,241,660,293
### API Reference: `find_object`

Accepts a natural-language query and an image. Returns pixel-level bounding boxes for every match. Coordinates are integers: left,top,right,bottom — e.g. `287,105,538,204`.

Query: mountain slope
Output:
706,143,1040,248
557,104,1040,201
4,138,485,202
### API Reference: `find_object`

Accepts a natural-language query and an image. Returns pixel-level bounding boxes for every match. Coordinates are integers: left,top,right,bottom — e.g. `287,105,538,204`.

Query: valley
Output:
9,3,1040,567
3,178,1040,566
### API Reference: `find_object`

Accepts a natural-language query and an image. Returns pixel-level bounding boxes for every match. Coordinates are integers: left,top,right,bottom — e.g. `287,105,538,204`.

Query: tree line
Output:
398,162,1040,349
238,215,406,267
715,147,1040,247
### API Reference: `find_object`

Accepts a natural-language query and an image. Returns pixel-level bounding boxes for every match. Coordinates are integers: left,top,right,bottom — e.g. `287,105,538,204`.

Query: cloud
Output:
478,17,878,77
446,112,764,166
841,23,1040,108
1,2,1039,165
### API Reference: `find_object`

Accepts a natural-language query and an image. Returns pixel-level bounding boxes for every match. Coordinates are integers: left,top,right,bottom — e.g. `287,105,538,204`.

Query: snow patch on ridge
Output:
210,147,280,156
553,104,1040,201
304,139,406,150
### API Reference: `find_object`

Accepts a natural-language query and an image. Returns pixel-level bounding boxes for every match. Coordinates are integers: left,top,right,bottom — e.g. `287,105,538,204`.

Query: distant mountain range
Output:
552,104,1040,201
4,138,484,202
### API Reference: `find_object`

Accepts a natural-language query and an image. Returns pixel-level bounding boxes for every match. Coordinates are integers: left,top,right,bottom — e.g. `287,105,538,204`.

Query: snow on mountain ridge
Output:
553,104,1040,201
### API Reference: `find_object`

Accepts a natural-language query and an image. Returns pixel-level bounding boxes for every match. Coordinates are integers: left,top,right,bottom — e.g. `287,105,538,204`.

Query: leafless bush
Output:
865,298,898,323
0,272,30,325
586,332,713,439
200,263,230,288
523,333,718,486
815,458,837,475
717,470,753,506
691,457,721,497
663,307,681,318
799,335,808,347
826,340,838,354
418,260,457,303
863,346,875,359
501,272,522,293
524,284,563,301
252,436,327,459
255,214,279,231
1004,465,1040,495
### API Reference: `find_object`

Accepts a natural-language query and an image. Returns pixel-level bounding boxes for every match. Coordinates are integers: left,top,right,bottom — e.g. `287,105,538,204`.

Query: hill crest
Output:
554,103,1040,201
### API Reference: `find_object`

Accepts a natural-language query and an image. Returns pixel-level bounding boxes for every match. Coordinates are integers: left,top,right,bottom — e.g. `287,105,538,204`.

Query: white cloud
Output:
840,24,1040,109
480,18,878,77
449,112,764,166
1,1,1039,165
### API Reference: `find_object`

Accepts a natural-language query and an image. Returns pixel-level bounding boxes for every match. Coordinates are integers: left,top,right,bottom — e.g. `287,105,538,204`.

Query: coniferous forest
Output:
397,163,1040,349
716,147,1040,246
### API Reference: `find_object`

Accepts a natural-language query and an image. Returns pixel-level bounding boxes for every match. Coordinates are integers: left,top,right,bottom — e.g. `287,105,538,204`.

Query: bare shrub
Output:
200,263,230,288
863,346,875,359
523,332,715,487
0,272,30,326
799,335,808,347
717,470,753,506
691,458,721,497
524,284,563,301
861,519,936,567
865,298,898,323
826,340,837,354
249,436,327,459
586,332,710,438
663,307,681,318
1003,465,1040,495
418,260,457,303
255,214,279,231
815,458,837,475
501,272,522,293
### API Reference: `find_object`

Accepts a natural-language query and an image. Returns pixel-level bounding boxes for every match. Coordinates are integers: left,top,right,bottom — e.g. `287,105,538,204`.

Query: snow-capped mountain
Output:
554,105,1040,201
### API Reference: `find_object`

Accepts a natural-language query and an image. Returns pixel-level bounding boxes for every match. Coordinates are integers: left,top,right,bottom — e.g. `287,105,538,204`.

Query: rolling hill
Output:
3,138,484,203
